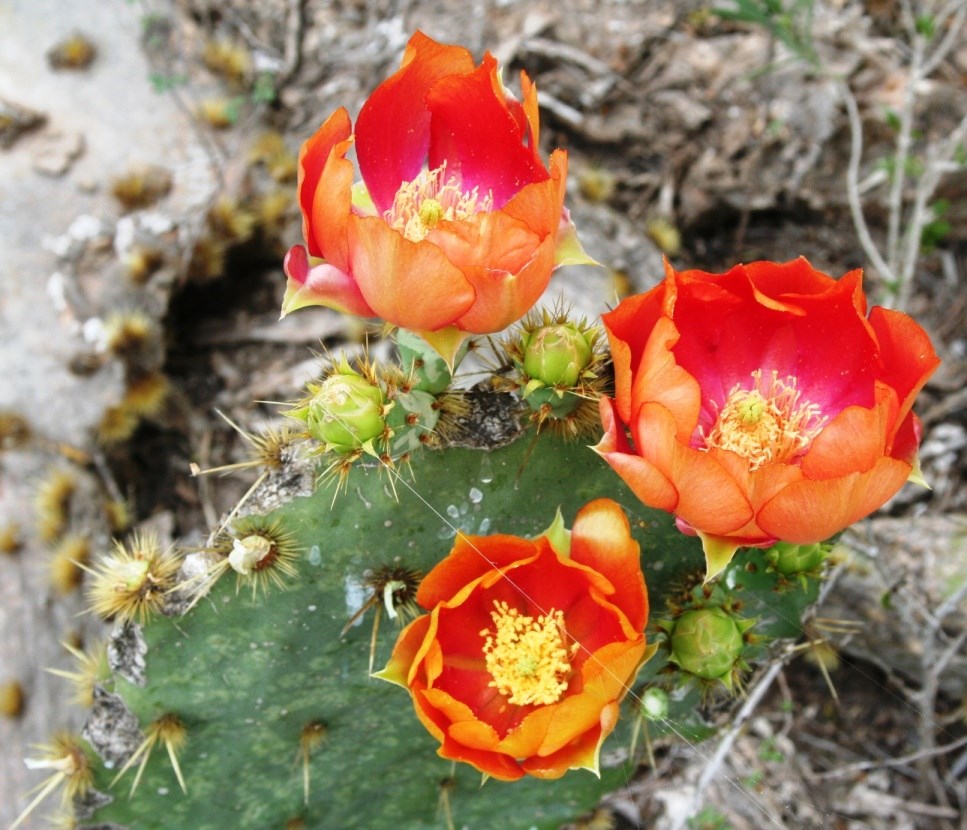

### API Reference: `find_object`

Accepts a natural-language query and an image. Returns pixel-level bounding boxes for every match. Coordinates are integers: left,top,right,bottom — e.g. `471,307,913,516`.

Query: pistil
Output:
703,369,826,471
385,163,493,242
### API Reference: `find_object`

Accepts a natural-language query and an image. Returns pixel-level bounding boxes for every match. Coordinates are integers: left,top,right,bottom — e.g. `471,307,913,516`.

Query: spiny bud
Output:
303,364,387,453
666,607,754,685
766,542,828,578
522,323,593,389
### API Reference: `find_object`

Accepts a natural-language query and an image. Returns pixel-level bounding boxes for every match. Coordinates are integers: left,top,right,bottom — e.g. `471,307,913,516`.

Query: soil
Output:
1,0,965,828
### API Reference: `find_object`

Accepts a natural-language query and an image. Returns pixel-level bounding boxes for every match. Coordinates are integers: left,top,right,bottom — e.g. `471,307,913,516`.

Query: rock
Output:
31,128,86,177
0,96,46,148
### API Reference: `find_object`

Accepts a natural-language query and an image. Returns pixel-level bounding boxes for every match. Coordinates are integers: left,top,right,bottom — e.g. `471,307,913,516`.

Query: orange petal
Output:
495,704,558,760
601,284,670,425
521,704,618,779
519,70,540,149
757,456,912,543
709,448,802,513
532,639,645,758
801,391,896,479
347,216,475,331
416,533,538,609
633,402,753,535
427,209,548,333
297,108,353,257
499,149,566,236
592,398,678,513
424,688,499,748
307,132,356,274
631,316,701,442
408,683,448,744
438,734,524,781
570,499,648,632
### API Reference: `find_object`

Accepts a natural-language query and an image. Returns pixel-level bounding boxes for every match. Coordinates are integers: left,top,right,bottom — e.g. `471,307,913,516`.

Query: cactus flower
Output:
281,32,592,363
376,499,651,781
593,258,940,581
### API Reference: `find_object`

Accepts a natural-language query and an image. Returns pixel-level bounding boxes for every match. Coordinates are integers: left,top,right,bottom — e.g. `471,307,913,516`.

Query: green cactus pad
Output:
78,431,819,829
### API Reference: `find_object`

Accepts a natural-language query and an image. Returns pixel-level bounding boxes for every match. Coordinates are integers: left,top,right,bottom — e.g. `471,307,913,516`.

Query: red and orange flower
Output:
282,32,591,363
594,258,939,580
377,498,651,780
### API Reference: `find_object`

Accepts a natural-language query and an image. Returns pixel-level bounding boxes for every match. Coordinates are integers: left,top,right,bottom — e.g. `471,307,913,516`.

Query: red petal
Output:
355,32,476,213
426,54,548,207
672,261,880,415
868,305,940,442
569,499,648,632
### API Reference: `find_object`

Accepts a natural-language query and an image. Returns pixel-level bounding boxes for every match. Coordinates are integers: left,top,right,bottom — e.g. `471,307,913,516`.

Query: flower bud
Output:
766,542,827,577
522,324,592,389
305,370,385,451
668,607,746,681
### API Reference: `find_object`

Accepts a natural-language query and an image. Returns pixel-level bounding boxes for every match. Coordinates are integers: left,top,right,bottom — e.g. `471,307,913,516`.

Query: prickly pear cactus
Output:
65,423,819,829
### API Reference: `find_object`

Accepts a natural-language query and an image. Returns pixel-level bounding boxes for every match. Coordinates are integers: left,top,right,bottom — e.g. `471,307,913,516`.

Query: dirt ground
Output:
1,0,965,828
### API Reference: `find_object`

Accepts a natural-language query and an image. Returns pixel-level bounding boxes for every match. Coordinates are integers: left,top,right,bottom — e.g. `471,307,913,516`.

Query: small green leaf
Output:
915,15,935,38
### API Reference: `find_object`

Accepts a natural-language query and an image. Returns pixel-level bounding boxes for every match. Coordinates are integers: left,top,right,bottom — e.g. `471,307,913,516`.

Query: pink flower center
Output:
480,600,575,706
384,162,493,242
703,370,827,471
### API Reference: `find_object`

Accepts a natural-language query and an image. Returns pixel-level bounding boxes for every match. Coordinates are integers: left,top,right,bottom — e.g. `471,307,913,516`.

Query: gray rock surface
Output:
0,2,215,824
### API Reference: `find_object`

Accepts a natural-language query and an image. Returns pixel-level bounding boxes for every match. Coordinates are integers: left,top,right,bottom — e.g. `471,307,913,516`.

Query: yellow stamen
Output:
704,369,826,471
481,600,575,706
385,163,493,242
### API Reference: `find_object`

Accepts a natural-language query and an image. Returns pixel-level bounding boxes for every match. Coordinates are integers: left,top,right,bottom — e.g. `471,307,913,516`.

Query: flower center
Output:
481,600,575,706
703,369,827,471
385,162,493,242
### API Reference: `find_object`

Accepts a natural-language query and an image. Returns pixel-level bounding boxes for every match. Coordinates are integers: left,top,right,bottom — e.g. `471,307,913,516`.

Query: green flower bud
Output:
305,371,385,452
522,324,592,389
668,607,746,681
766,542,827,577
